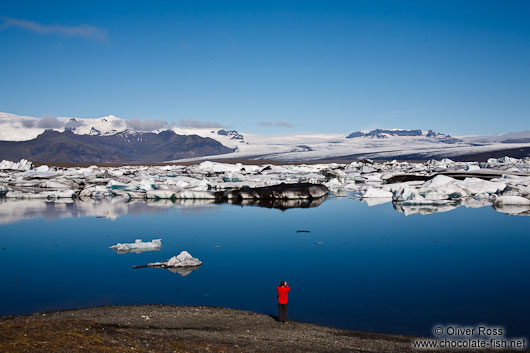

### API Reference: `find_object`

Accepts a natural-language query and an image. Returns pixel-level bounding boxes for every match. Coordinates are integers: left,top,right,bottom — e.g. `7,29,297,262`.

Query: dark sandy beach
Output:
0,305,426,353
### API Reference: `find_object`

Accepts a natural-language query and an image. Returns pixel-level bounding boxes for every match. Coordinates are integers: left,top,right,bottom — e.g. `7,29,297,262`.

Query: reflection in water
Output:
393,202,460,216
0,198,217,225
493,203,530,216
358,196,530,217
361,197,392,207
165,266,200,276
228,196,326,210
1,192,527,226
0,195,329,225
133,264,201,277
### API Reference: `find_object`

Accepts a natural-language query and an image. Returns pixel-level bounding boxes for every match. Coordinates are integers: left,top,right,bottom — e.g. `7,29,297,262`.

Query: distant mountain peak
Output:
346,129,451,139
216,129,244,141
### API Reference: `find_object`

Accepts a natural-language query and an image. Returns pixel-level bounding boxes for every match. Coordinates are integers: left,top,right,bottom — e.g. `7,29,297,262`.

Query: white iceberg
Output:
144,251,202,268
362,188,393,198
110,239,162,253
494,196,530,205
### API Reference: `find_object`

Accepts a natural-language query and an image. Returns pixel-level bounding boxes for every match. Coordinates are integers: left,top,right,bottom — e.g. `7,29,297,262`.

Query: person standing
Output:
277,281,290,323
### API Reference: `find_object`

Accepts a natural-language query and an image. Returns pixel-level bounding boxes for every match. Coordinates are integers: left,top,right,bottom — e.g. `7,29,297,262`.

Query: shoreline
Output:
0,304,423,352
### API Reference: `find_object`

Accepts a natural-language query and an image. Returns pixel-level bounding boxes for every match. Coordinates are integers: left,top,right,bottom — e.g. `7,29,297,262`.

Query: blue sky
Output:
0,0,529,135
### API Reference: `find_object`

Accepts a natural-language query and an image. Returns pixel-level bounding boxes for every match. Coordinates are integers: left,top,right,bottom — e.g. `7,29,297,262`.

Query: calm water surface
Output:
0,197,529,337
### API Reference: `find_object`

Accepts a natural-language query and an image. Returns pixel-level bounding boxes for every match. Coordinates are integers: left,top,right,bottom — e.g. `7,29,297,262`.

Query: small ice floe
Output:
362,187,393,198
109,239,162,253
134,251,202,276
494,196,530,205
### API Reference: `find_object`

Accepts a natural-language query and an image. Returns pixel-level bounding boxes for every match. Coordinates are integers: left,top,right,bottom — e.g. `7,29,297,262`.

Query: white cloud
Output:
178,119,225,129
0,17,107,42
258,121,294,128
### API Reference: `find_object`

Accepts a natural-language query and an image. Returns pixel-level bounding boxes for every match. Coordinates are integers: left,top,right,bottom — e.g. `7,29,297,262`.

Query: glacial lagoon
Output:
0,196,529,337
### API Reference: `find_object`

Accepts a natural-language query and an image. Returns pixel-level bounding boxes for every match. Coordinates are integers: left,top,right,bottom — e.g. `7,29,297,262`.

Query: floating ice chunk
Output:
138,179,157,192
362,188,393,198
500,185,530,199
0,159,33,171
198,161,242,173
35,165,49,173
107,180,129,190
110,238,162,253
494,196,530,205
323,178,343,190
456,177,505,195
146,190,177,199
5,189,76,199
79,185,112,199
174,191,216,199
466,164,480,171
39,180,71,189
423,175,456,188
365,174,383,182
393,186,421,202
189,179,209,191
498,156,518,164
419,183,468,200
145,251,202,268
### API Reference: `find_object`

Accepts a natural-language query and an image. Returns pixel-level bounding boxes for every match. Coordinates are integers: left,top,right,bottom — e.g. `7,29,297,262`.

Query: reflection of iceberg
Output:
228,196,326,210
134,251,202,276
493,204,530,215
109,239,162,254
166,266,201,276
393,202,460,216
0,198,218,225
362,197,392,207
462,198,492,209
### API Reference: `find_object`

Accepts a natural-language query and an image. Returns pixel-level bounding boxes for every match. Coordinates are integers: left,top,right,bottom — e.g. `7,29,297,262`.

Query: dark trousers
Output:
278,303,288,322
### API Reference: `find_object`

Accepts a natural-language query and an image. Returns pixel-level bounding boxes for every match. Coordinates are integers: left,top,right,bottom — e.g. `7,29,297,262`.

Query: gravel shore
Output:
0,305,424,352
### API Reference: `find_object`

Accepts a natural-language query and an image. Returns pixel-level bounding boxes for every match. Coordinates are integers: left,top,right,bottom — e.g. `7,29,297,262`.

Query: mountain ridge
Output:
0,129,234,163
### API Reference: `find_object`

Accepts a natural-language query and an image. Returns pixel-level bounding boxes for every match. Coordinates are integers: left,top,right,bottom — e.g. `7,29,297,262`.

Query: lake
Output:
0,196,529,337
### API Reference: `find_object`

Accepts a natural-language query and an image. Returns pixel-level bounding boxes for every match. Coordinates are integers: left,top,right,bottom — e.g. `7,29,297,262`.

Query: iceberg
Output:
362,188,393,198
494,196,530,205
138,251,202,269
109,239,162,253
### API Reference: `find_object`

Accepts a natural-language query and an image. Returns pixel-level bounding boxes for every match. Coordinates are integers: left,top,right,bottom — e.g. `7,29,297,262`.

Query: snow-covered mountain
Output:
346,128,452,139
1,112,530,162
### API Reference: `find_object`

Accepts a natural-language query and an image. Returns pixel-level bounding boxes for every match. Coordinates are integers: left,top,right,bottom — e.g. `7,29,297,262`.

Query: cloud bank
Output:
258,121,294,128
21,116,63,129
126,119,171,131
0,17,107,42
178,119,224,129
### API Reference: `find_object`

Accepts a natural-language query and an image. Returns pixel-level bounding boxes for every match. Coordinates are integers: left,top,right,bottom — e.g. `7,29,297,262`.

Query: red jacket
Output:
277,285,290,304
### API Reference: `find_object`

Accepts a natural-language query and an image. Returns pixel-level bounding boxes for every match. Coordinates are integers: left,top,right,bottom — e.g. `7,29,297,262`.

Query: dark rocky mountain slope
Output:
0,129,234,163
